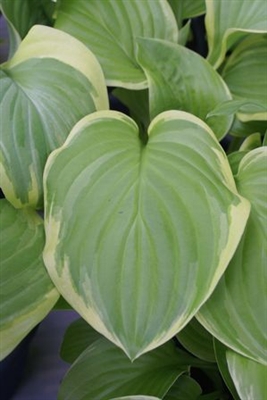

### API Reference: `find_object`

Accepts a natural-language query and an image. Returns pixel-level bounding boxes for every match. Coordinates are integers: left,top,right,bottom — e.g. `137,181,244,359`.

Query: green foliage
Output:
0,0,266,398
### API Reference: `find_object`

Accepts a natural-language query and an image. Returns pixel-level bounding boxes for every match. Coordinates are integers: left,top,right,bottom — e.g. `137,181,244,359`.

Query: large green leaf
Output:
0,25,108,209
54,0,178,89
136,38,233,140
226,350,267,400
0,199,59,360
43,110,249,360
205,0,267,68
58,338,188,400
222,34,267,122
177,318,216,363
198,147,267,365
167,0,205,27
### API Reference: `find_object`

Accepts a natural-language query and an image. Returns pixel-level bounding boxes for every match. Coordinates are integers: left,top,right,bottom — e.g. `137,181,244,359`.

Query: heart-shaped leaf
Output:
0,25,108,209
197,147,267,365
222,34,267,122
54,0,178,89
43,110,249,360
0,199,59,360
205,0,267,68
58,338,188,400
136,38,233,140
226,350,267,400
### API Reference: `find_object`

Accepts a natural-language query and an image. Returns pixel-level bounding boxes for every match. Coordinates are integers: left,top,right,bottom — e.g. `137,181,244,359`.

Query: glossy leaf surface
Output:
198,147,267,365
222,35,267,121
205,0,267,68
136,38,233,139
58,339,188,400
0,199,59,360
226,350,267,400
0,25,108,209
44,110,249,360
55,0,178,89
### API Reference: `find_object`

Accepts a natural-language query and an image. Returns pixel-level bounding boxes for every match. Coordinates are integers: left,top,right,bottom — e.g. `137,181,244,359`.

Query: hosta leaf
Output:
43,110,249,360
168,0,205,23
60,318,102,364
198,147,267,365
58,338,188,400
214,340,240,400
54,0,178,89
136,38,233,140
229,117,267,138
205,0,267,68
113,88,150,134
0,25,108,209
0,0,55,57
177,318,216,362
222,35,267,122
164,375,202,400
226,350,267,400
0,199,59,360
239,133,262,152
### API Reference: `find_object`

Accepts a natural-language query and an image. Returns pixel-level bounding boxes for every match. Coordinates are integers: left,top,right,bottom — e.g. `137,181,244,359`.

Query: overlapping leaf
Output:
164,375,202,400
214,340,240,400
222,34,267,121
0,199,59,360
136,38,233,140
198,147,267,365
205,0,267,68
0,0,55,57
226,350,267,400
177,318,216,362
0,25,108,209
43,110,249,360
54,0,178,88
58,338,188,400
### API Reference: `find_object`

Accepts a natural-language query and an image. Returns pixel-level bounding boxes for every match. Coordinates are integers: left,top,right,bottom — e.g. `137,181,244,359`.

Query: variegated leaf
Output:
0,199,59,360
0,25,108,209
43,110,249,360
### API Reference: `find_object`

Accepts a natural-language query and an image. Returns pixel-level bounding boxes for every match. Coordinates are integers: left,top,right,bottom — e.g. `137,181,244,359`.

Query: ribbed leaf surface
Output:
198,147,267,365
0,25,108,209
0,199,59,360
54,0,178,88
222,35,267,121
226,350,267,400
136,38,233,140
43,110,249,360
205,0,267,68
58,339,187,400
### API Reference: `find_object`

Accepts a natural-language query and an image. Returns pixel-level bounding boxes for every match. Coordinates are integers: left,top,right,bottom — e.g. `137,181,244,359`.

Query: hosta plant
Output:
0,0,266,399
